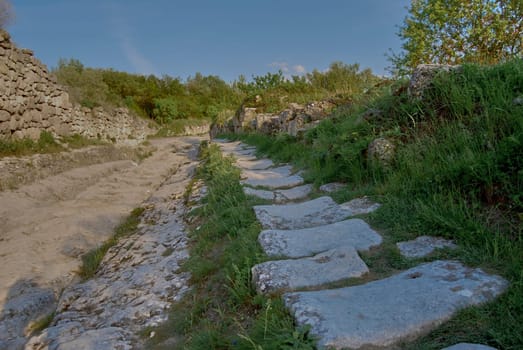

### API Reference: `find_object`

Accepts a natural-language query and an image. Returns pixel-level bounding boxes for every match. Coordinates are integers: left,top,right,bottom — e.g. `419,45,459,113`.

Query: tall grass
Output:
228,60,523,348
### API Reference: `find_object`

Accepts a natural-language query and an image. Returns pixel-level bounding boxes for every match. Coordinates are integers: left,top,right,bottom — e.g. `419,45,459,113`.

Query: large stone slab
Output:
236,158,274,170
241,165,304,189
259,219,382,258
244,184,313,203
284,260,508,349
442,344,498,350
397,236,457,258
252,246,368,294
253,196,352,229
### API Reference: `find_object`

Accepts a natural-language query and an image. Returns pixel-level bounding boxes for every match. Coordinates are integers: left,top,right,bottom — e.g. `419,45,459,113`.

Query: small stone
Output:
397,236,457,258
252,246,368,294
367,138,395,165
319,182,345,193
340,196,381,215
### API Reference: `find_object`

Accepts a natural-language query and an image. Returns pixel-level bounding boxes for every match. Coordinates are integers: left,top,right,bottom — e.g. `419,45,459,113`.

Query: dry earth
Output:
0,137,205,309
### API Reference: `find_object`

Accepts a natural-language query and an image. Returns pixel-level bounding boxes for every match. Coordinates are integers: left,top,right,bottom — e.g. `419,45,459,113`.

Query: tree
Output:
391,0,523,73
0,0,13,29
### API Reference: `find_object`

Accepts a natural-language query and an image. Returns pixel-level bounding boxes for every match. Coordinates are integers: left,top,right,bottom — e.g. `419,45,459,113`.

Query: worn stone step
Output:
243,184,313,203
236,158,274,170
252,246,368,294
241,165,304,189
283,260,508,349
253,196,352,230
258,218,382,258
442,344,498,350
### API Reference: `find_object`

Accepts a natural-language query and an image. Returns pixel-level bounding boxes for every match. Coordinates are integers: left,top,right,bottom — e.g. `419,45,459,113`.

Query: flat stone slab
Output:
244,184,313,203
397,236,457,258
242,165,304,189
252,246,368,294
253,196,352,230
259,219,382,258
236,158,274,170
340,196,381,215
284,260,508,349
442,344,498,350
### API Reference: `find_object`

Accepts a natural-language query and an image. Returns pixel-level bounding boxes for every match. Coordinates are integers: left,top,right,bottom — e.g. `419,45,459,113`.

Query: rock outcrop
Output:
211,101,334,137
0,29,155,143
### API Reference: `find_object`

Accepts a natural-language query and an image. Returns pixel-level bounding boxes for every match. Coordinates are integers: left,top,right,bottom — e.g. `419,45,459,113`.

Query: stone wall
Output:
0,29,155,143
211,101,335,138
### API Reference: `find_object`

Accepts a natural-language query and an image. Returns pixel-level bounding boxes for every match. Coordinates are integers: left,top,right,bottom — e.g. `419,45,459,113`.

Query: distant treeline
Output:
53,59,380,125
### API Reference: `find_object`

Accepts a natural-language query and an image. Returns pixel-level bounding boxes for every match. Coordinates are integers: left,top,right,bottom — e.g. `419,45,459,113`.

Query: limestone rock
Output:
319,182,345,193
340,196,381,215
236,158,274,170
397,236,457,258
409,64,459,99
442,343,498,350
284,260,508,349
241,165,304,189
367,137,395,165
258,219,382,258
253,196,352,230
252,246,368,294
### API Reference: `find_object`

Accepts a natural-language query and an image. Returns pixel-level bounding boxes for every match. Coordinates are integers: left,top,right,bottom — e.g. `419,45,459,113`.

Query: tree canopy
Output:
392,0,523,73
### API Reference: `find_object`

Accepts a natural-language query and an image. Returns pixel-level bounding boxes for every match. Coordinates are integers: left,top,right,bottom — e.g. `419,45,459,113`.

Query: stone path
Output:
0,137,204,350
214,139,508,350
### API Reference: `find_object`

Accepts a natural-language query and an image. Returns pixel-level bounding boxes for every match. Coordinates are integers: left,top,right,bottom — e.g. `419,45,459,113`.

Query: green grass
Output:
222,60,523,349
78,207,144,280
0,131,111,159
145,142,316,349
0,131,64,158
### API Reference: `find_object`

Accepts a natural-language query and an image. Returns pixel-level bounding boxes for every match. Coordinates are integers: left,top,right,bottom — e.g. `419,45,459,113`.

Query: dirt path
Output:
0,137,204,308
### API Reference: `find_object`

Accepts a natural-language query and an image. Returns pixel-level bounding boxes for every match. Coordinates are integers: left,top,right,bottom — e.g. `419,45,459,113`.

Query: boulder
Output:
367,137,395,165
409,64,459,99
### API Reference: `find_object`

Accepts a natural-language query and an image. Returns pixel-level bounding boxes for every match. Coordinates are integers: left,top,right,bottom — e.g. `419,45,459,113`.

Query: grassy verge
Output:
145,142,315,349
78,207,144,280
0,131,108,158
224,60,523,348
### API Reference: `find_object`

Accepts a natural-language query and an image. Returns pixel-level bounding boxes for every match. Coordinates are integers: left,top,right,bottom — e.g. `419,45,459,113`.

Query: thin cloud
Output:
269,61,307,79
103,3,157,76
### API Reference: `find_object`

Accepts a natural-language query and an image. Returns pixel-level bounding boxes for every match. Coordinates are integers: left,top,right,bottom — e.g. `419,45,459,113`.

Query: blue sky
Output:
8,0,410,82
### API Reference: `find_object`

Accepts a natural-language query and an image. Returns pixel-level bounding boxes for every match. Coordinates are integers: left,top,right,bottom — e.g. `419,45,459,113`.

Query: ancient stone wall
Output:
211,100,335,138
0,29,155,143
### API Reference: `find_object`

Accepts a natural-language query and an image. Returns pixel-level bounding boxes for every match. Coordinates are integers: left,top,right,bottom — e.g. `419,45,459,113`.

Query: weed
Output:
77,207,144,280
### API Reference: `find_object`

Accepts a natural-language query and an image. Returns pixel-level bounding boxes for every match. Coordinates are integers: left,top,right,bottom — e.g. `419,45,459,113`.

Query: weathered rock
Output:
409,64,459,99
244,184,313,203
319,182,345,193
0,280,56,350
253,196,352,230
252,246,368,294
442,343,498,350
284,260,508,349
367,137,395,165
241,165,304,189
236,158,274,170
340,196,381,215
397,236,457,258
258,219,382,258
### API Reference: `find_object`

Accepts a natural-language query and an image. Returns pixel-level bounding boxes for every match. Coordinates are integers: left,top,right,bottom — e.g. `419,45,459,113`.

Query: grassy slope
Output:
226,60,523,349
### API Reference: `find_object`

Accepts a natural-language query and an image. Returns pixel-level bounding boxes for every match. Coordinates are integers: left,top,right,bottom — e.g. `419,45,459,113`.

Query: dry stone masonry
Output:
0,29,154,143
214,138,508,350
